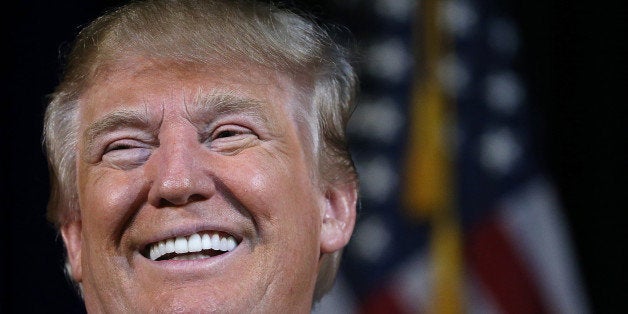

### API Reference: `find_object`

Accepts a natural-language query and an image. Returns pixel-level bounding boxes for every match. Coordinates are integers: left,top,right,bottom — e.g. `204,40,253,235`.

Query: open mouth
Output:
143,231,239,261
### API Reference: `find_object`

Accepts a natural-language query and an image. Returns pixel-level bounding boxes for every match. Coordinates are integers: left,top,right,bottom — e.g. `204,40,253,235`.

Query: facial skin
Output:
60,59,356,313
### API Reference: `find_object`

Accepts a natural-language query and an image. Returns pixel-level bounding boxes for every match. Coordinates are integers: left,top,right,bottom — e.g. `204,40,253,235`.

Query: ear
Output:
60,220,83,283
320,182,357,254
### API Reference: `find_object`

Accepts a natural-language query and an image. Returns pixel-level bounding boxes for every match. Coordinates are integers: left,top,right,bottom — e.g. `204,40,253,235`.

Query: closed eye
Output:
208,124,259,154
211,125,254,141
102,139,152,169
214,129,241,139
105,142,134,152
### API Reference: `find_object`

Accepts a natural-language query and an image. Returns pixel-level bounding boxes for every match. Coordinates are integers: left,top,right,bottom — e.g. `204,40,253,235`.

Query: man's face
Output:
61,60,355,312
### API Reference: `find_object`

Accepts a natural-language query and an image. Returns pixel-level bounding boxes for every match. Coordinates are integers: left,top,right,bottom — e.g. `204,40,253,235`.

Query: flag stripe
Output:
467,214,548,314
498,177,590,313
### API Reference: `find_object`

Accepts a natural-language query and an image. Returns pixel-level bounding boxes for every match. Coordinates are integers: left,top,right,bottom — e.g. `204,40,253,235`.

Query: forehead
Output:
78,59,301,124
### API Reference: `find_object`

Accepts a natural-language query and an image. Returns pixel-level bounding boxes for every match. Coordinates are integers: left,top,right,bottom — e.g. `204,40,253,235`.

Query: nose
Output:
147,136,213,207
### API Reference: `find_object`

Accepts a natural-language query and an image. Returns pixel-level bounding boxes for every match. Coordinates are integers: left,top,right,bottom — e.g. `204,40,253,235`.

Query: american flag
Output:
312,0,590,313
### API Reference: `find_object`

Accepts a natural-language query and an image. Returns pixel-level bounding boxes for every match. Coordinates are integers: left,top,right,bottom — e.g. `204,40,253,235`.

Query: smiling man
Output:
43,0,358,312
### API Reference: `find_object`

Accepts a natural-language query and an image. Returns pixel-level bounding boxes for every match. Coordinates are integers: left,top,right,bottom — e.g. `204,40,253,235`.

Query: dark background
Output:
1,1,625,313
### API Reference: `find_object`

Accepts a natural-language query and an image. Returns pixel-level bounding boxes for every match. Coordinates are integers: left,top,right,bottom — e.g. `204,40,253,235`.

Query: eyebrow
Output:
187,92,275,132
83,109,155,154
83,93,278,152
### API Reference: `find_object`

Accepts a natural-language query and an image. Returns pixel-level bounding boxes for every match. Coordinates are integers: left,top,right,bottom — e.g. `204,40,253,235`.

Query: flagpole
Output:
404,0,464,312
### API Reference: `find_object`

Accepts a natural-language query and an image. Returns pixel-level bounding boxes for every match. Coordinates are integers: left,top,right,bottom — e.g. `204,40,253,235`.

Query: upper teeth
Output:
148,232,237,261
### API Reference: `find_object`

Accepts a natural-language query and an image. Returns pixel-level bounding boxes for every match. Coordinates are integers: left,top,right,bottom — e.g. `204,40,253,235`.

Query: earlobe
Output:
320,182,358,254
60,220,83,283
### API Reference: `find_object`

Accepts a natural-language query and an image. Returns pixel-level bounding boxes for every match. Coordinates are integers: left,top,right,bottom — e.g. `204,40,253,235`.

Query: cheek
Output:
223,152,323,240
78,167,147,240
223,156,323,286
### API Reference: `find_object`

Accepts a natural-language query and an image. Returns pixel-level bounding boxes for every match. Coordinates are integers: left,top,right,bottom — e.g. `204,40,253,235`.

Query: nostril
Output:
157,198,176,208
187,194,206,203
157,193,206,208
